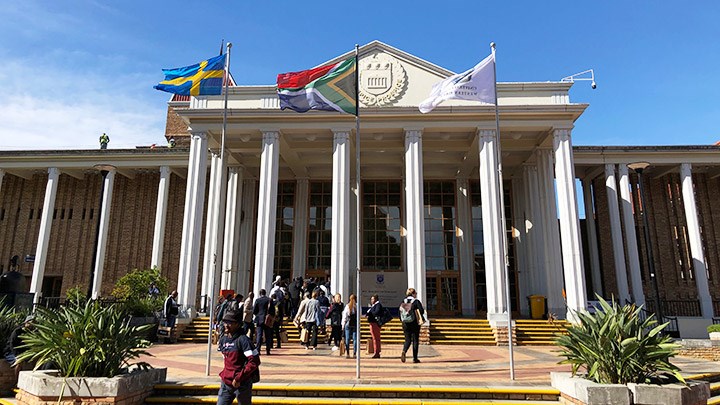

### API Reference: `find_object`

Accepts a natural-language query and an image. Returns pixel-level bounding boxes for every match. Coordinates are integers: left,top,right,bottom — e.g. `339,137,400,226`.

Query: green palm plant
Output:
555,296,683,385
0,299,27,349
16,300,152,378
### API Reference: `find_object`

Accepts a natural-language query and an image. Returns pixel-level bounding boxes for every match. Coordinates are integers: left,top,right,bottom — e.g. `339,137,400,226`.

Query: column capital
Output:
333,131,350,142
404,127,423,140
553,127,573,139
47,167,60,177
159,165,171,176
680,162,692,174
477,129,496,139
331,127,352,135
604,163,616,177
261,130,280,142
190,131,207,141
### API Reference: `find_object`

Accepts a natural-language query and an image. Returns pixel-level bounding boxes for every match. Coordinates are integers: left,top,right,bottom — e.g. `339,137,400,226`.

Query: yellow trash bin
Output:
528,295,546,319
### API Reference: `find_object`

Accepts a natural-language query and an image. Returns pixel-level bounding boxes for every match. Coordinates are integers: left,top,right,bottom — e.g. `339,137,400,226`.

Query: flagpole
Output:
206,41,232,376
354,44,362,380
490,42,515,380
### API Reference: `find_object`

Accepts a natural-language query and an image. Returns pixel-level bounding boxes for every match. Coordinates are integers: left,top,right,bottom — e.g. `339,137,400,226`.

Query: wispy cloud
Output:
0,54,168,150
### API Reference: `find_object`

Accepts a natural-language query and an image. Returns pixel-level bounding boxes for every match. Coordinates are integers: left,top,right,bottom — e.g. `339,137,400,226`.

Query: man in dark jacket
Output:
252,289,275,355
217,310,260,405
288,277,302,318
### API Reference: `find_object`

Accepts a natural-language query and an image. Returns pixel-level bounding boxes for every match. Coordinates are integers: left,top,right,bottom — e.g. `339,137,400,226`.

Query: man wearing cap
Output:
217,310,260,405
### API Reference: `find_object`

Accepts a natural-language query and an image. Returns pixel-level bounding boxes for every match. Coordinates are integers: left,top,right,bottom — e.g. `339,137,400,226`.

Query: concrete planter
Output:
16,367,166,405
629,381,710,405
709,332,720,341
551,372,710,405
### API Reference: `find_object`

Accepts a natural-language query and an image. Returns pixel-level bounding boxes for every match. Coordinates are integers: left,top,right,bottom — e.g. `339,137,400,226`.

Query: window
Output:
273,181,295,281
307,181,332,271
424,181,457,271
362,181,402,270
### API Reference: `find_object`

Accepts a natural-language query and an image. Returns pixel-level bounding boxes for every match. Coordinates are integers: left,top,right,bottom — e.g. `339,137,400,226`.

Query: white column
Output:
253,131,280,297
237,179,257,294
404,128,427,305
200,152,221,311
536,149,564,316
91,168,116,300
680,163,713,318
30,167,60,303
331,130,351,299
479,130,507,321
552,129,587,321
456,178,475,316
151,166,171,269
177,132,209,315
582,177,603,297
222,166,244,290
605,164,630,303
512,174,530,316
523,164,545,297
618,165,645,306
292,179,309,281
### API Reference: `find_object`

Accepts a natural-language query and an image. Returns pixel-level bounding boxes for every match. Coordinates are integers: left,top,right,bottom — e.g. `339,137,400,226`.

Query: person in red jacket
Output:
217,310,260,405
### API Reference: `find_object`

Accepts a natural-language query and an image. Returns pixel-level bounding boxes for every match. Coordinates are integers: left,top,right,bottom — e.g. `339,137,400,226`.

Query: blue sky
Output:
0,1,718,150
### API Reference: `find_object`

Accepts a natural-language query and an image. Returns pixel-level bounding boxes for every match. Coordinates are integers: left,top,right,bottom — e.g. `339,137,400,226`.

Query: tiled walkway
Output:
142,341,720,386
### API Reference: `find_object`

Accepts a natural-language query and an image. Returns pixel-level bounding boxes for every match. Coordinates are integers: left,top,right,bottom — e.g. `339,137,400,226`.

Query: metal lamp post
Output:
88,164,116,299
627,162,663,324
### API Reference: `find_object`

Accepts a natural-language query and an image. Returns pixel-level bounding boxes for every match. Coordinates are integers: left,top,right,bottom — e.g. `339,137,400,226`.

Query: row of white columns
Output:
591,163,713,317
16,164,172,304
507,130,587,322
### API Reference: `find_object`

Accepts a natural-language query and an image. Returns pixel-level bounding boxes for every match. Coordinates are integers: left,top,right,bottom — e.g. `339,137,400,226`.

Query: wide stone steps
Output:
179,317,572,346
514,320,569,346
144,383,561,404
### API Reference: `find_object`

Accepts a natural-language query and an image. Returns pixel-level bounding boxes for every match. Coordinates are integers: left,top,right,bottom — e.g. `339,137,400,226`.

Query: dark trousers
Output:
256,323,273,354
402,322,421,361
306,322,318,348
273,322,282,348
217,381,252,405
330,325,342,346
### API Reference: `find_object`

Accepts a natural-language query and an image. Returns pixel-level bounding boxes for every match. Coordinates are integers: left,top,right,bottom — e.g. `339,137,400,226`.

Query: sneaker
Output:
311,347,316,351
305,346,310,350
400,351,406,363
413,359,421,363
331,346,339,351
346,353,351,358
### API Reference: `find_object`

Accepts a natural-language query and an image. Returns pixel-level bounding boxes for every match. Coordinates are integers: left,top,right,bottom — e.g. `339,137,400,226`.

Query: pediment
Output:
319,40,458,108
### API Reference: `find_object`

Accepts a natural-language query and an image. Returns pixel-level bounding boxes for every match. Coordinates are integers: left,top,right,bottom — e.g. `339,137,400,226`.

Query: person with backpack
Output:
399,288,425,363
365,294,383,358
217,310,260,405
342,294,358,358
326,293,344,351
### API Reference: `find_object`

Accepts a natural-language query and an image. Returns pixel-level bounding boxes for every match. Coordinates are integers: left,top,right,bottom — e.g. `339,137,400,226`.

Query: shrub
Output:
112,268,168,317
707,324,720,333
65,286,87,304
16,300,152,378
0,299,27,349
555,296,683,385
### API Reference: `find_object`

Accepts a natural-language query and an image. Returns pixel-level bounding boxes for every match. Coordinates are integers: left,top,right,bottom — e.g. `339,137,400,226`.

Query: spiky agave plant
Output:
16,300,152,377
555,296,683,385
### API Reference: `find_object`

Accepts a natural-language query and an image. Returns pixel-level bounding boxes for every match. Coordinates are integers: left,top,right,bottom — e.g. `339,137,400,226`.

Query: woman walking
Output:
342,294,358,358
243,292,255,340
399,288,425,363
303,290,320,350
365,294,382,358
326,293,344,351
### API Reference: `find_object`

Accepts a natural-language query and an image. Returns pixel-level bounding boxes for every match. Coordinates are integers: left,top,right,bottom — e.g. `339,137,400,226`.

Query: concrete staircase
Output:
514,319,570,346
144,382,562,404
179,317,572,346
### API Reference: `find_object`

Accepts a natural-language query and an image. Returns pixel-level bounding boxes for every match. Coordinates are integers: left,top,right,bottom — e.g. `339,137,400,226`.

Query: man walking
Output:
217,310,260,405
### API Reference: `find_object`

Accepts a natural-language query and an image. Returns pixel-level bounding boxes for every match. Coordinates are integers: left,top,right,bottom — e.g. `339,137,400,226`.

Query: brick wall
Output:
164,105,191,147
592,171,720,312
0,169,206,301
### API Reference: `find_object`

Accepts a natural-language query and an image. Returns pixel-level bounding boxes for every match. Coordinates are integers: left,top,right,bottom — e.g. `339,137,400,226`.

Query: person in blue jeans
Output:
342,294,358,358
217,310,260,405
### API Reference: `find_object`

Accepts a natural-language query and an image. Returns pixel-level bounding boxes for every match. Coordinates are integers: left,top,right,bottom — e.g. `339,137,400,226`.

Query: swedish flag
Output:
154,54,226,96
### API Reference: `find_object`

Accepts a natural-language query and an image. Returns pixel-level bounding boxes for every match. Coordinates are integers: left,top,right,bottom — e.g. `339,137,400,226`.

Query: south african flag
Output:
276,57,357,115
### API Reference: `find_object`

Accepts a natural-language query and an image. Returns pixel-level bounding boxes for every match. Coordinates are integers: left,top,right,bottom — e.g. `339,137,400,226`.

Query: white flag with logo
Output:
419,53,496,113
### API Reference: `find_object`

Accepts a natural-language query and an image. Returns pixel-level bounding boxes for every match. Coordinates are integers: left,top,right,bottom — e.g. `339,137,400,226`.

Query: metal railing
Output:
644,299,701,317
636,306,679,338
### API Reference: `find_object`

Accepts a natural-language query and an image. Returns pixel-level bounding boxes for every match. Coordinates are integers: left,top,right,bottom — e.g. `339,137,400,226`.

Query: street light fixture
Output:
88,164,116,299
627,162,664,325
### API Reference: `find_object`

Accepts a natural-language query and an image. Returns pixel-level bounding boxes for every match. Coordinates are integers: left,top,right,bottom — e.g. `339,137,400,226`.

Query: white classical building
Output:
171,41,588,324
